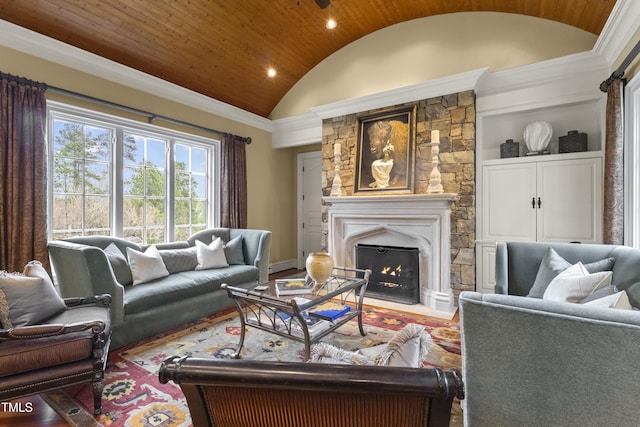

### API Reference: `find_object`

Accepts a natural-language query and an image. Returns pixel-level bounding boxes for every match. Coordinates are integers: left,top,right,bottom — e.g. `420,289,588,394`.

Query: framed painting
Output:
354,105,416,194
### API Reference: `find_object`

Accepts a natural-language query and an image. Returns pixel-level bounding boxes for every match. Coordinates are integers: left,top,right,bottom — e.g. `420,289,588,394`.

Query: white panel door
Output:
301,153,323,261
537,158,602,243
482,163,537,242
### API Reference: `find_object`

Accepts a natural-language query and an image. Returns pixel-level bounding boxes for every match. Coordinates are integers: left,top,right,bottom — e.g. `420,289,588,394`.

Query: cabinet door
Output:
536,158,602,243
482,163,537,242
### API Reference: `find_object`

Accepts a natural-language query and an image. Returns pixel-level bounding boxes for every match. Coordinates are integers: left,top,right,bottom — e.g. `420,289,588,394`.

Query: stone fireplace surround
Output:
324,194,457,319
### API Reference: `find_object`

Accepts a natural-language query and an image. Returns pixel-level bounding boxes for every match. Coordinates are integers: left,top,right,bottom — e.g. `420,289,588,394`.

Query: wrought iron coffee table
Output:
221,267,370,361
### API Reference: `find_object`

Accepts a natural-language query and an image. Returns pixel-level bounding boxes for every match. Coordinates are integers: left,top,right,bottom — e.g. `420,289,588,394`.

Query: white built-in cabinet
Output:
475,85,606,293
482,156,602,244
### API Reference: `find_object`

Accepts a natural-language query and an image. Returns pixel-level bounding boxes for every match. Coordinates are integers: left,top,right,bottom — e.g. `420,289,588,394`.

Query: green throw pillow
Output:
159,247,198,273
224,235,245,265
0,261,66,328
104,243,133,286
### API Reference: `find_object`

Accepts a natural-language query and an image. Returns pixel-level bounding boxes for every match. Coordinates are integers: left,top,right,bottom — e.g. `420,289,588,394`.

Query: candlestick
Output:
330,144,342,196
428,129,444,194
431,130,440,143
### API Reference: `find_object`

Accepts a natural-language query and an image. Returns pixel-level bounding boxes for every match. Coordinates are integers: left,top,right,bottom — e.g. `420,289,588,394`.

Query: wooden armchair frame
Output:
0,294,112,415
159,356,464,427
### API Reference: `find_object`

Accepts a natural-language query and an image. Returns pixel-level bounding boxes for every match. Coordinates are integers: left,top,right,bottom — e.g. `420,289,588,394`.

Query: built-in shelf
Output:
478,98,605,162
482,150,604,167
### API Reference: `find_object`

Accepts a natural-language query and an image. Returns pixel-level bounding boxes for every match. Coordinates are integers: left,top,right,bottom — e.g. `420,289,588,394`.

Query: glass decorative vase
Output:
305,252,334,286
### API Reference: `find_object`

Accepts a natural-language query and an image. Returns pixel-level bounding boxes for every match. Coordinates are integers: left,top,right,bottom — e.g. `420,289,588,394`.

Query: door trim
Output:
297,151,322,269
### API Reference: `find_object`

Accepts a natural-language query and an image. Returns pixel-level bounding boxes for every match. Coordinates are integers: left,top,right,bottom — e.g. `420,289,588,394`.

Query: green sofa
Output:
48,228,271,349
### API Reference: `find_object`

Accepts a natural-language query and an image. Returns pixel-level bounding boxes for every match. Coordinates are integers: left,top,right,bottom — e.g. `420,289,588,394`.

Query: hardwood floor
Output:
0,396,70,427
2,268,459,426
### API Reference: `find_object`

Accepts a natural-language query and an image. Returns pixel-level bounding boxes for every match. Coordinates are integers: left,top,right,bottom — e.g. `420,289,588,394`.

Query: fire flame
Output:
380,265,403,276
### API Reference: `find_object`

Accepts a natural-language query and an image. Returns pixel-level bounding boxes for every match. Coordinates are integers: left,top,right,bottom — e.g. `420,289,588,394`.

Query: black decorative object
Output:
559,130,588,153
500,139,520,158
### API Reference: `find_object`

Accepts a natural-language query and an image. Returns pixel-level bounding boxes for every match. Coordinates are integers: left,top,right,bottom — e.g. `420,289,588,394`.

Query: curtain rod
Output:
47,85,252,144
600,38,640,92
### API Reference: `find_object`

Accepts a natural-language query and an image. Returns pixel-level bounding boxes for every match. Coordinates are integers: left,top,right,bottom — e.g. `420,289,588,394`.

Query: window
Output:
625,74,640,248
174,143,209,241
48,103,218,243
122,133,167,244
51,119,113,237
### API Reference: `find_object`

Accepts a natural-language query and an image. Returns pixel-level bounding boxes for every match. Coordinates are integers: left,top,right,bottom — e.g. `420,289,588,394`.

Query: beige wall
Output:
0,45,297,265
271,12,597,119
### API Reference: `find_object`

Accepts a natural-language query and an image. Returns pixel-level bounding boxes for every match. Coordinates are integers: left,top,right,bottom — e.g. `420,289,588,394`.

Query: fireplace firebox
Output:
355,244,421,305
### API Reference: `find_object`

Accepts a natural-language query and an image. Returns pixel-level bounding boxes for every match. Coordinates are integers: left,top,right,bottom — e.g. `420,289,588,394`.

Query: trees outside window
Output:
51,120,113,238
175,144,208,241
49,105,216,244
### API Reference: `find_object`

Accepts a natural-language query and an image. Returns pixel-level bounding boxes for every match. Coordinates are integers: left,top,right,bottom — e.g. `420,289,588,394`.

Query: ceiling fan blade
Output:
315,0,330,9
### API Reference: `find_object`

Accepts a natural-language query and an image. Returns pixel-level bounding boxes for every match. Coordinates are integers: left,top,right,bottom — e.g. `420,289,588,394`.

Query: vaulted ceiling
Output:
0,0,617,118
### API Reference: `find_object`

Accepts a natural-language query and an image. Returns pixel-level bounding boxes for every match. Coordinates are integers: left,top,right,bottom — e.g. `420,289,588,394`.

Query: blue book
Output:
309,302,351,321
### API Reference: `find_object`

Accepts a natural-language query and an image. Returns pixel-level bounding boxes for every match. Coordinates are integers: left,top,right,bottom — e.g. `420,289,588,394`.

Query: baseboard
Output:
268,259,298,274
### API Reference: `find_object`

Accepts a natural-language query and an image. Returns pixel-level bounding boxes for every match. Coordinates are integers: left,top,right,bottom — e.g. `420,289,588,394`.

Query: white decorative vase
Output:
305,252,334,285
523,121,553,153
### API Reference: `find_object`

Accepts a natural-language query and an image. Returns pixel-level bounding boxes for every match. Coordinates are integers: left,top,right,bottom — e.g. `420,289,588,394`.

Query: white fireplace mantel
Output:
323,194,457,317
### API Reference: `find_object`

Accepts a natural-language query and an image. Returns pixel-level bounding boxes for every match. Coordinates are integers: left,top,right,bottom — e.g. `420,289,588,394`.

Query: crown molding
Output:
272,112,322,148
475,50,609,98
271,68,488,148
309,68,489,120
593,0,640,66
0,19,273,132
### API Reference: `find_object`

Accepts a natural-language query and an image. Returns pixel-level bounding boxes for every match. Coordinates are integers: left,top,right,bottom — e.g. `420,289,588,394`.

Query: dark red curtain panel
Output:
220,133,248,229
603,79,624,245
0,72,48,273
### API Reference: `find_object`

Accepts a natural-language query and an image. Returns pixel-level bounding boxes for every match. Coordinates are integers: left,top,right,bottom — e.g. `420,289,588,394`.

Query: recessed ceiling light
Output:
326,19,337,29
267,68,277,78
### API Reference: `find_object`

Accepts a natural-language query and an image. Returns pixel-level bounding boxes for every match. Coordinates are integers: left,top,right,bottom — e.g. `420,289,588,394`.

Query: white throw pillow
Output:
543,262,612,303
584,291,633,310
126,245,170,285
195,238,229,270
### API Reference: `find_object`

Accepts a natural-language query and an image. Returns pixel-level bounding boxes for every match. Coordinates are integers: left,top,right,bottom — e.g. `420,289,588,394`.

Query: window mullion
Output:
167,140,176,242
113,128,124,237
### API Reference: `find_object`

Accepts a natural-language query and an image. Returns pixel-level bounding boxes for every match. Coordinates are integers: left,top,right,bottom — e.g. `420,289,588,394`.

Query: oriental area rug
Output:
43,306,462,427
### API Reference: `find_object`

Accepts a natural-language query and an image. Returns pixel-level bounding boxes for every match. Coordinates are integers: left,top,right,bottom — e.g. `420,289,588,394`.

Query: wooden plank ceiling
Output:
0,0,617,118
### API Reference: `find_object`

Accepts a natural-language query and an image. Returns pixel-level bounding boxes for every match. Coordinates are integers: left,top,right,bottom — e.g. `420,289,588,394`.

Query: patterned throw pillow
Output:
308,323,433,368
371,323,433,367
0,261,66,328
